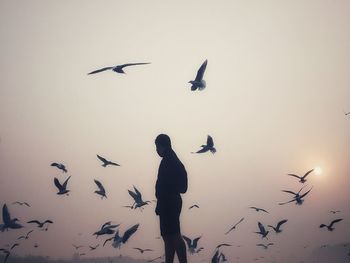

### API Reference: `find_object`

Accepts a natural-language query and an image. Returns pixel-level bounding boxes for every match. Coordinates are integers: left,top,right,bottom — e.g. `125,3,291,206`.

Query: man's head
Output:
155,134,172,157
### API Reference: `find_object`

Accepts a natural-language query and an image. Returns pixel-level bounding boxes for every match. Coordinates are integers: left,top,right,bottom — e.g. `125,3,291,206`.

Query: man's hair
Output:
155,134,172,148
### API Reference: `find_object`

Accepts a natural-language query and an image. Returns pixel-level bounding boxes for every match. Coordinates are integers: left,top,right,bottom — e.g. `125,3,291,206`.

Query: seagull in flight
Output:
12,201,30,207
320,219,343,231
103,224,139,249
54,176,71,195
89,244,99,250
97,154,120,167
18,230,34,240
51,162,67,173
189,60,208,91
330,210,341,214
93,221,119,238
88,62,151,75
189,204,199,210
256,243,274,249
255,222,269,239
249,207,269,213
133,247,153,254
0,204,23,232
192,135,216,154
94,179,107,199
268,219,288,233
287,169,314,183
128,186,150,210
279,186,312,205
225,217,244,235
182,235,202,254
27,219,53,229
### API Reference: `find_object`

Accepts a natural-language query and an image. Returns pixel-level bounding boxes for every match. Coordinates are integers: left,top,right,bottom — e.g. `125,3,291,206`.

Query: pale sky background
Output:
0,0,350,262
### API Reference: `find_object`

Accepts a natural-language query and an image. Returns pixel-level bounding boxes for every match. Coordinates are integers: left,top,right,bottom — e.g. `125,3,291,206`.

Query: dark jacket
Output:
155,148,187,215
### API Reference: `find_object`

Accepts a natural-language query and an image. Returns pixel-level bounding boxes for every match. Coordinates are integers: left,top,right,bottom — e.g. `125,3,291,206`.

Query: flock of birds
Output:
1,60,349,263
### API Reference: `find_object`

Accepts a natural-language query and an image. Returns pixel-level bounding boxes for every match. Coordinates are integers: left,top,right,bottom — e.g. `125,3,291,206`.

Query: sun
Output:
314,166,323,176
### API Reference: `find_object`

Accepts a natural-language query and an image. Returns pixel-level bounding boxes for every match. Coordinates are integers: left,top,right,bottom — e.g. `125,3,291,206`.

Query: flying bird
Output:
215,243,232,250
268,219,288,233
94,179,107,199
255,222,269,239
287,169,314,183
51,162,67,173
256,243,274,250
89,244,99,250
319,219,343,231
133,247,153,254
182,235,202,254
189,60,208,91
192,135,216,154
128,186,150,210
96,154,120,167
10,244,19,250
88,63,151,75
330,210,341,214
54,176,71,195
12,201,30,207
279,186,312,205
249,207,269,213
189,204,199,210
103,224,139,249
27,220,53,229
93,221,119,237
0,204,23,232
225,217,244,235
18,230,34,240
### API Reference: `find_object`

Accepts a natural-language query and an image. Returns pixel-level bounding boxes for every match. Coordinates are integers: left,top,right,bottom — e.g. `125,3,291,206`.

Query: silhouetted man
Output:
155,134,188,263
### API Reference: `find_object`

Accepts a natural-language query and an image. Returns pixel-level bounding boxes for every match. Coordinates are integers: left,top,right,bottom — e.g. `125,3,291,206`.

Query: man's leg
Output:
174,234,187,263
163,235,176,263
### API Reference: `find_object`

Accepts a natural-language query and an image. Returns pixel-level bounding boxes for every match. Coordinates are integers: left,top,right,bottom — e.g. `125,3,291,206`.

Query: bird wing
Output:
258,222,266,233
10,244,19,250
133,185,142,199
300,187,312,198
54,178,63,190
122,224,139,243
278,199,296,205
101,221,111,229
225,226,235,235
282,190,298,195
193,236,201,248
234,217,245,227
194,60,208,82
44,220,53,224
287,174,301,179
133,248,142,252
193,147,209,154
62,176,71,189
120,62,151,69
27,220,41,225
88,67,113,75
51,163,58,167
128,190,138,201
24,202,30,207
108,161,120,166
103,237,114,247
249,206,257,210
94,179,105,192
276,219,288,230
329,218,343,228
303,169,314,179
319,224,327,228
216,243,232,249
97,154,108,164
260,208,269,213
182,235,192,247
2,204,11,225
207,135,214,148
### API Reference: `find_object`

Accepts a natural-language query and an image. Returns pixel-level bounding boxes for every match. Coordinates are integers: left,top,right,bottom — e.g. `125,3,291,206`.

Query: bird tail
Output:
210,148,216,154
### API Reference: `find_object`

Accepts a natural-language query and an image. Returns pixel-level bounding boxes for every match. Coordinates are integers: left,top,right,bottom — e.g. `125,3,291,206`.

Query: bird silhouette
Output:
12,201,30,207
279,186,312,205
133,247,153,254
330,210,341,214
0,204,23,232
96,154,120,167
189,60,208,91
255,222,269,239
18,230,34,240
51,162,67,173
319,219,343,231
27,220,53,229
268,219,288,233
256,243,274,249
54,176,71,195
94,179,107,199
182,235,202,254
249,207,269,213
93,221,119,238
88,63,151,75
128,186,150,210
192,135,216,154
189,204,199,210
287,169,314,183
225,217,244,235
103,224,139,249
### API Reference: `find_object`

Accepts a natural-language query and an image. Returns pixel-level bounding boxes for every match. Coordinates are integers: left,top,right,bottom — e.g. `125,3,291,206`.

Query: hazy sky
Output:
1,1,350,262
